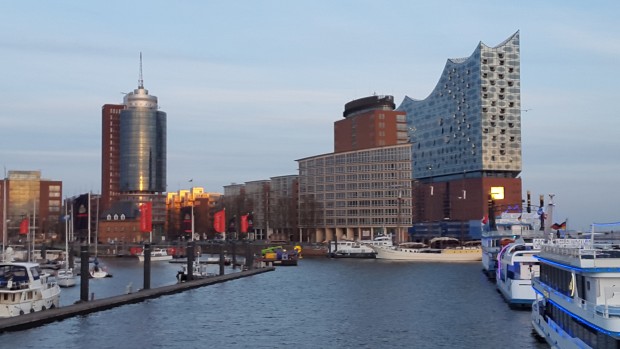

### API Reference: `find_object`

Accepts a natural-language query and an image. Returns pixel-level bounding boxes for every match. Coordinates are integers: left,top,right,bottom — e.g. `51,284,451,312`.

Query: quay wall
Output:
0,267,274,333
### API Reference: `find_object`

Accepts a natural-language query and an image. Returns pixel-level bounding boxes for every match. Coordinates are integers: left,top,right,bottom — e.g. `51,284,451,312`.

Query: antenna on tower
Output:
138,52,144,89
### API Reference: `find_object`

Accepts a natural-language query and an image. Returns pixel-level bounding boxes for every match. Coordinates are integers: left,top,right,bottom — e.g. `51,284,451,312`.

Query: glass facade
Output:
398,31,521,180
119,87,166,193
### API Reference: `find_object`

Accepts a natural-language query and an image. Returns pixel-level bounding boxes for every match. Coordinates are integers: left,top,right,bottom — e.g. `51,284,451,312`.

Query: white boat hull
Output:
0,263,61,317
57,269,77,287
532,299,588,349
496,278,535,307
373,246,482,261
137,255,173,262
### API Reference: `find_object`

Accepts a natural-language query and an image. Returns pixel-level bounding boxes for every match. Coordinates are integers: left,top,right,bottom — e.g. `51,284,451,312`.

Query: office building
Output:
101,103,125,212
298,95,413,243
0,170,62,244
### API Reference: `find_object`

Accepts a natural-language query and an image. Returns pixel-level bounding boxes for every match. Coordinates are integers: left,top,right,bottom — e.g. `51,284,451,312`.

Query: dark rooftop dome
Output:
343,95,395,118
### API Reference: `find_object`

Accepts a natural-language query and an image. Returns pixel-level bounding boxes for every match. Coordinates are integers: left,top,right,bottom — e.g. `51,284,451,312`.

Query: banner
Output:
19,218,29,235
213,209,225,233
241,214,248,233
140,202,152,233
73,193,89,230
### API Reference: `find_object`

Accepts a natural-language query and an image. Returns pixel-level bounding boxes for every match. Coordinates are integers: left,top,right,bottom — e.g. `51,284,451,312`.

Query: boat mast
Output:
87,192,91,245
64,198,69,272
2,171,6,262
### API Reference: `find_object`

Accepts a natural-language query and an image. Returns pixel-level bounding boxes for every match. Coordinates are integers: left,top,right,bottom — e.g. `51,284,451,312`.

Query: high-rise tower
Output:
101,55,167,240
119,56,167,193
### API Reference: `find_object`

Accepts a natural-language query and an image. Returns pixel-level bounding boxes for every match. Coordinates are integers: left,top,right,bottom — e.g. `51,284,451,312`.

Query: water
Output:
1,257,547,349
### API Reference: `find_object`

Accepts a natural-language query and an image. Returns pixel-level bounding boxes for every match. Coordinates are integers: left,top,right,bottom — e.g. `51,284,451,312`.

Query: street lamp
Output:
397,189,402,245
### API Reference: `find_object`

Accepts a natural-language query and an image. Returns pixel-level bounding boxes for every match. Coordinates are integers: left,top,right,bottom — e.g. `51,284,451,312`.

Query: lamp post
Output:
2,175,6,262
397,189,402,245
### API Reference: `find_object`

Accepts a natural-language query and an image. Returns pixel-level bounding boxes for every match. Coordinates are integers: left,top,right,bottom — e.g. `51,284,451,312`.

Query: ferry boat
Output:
496,239,541,308
0,261,61,317
482,211,542,279
531,225,620,348
371,237,482,262
137,248,173,262
327,235,393,258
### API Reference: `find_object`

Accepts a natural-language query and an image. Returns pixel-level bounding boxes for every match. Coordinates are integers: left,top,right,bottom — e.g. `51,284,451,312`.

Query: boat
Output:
57,202,77,287
371,237,482,262
531,223,620,348
89,257,110,278
258,246,299,266
137,248,173,262
328,235,393,258
481,211,543,279
495,239,541,308
57,268,77,287
176,257,216,282
0,261,61,317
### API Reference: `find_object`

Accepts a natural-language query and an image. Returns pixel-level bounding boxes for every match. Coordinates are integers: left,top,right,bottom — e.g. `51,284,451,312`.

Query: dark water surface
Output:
1,257,547,349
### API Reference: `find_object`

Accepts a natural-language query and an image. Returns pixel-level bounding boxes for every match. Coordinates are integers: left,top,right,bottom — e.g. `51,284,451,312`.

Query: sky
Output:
1,1,619,232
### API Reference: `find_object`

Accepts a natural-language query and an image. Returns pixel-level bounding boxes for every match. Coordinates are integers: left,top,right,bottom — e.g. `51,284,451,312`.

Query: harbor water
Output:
0,257,547,348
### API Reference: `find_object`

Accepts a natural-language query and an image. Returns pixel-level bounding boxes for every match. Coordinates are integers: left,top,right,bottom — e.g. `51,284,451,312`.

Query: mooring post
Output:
245,241,254,270
219,243,225,276
80,245,89,302
231,241,237,268
143,243,151,290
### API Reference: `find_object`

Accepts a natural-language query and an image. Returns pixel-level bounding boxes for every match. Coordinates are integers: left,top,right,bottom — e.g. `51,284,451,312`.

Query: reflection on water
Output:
3,258,547,349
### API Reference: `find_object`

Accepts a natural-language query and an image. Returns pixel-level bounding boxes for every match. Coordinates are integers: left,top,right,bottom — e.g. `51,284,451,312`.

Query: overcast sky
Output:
1,1,619,231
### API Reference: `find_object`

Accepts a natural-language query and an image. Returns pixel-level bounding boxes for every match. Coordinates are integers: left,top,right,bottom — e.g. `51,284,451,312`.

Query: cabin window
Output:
587,281,590,290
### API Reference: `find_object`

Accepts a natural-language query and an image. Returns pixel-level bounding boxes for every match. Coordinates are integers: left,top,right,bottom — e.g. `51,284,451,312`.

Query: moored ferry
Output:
496,239,541,308
532,227,620,348
482,211,542,279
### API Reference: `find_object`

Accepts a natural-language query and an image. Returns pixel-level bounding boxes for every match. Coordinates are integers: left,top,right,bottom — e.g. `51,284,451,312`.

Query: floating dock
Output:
0,267,274,333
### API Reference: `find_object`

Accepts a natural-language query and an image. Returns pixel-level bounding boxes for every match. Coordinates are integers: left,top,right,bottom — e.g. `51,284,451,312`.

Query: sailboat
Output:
87,194,110,278
57,200,76,287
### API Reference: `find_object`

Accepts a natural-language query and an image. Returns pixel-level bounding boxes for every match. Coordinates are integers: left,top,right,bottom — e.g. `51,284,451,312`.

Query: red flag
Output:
214,209,225,233
240,214,249,233
140,202,152,233
481,215,489,225
19,218,29,235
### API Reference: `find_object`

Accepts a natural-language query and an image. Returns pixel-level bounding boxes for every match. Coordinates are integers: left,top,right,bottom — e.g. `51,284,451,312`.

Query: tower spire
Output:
138,52,144,89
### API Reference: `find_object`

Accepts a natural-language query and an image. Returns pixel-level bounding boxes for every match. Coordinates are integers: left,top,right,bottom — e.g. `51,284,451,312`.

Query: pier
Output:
0,267,274,333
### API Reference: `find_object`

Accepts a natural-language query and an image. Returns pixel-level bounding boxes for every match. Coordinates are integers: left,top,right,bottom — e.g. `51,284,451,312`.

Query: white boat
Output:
481,211,543,279
137,248,173,262
371,237,482,262
531,228,620,349
328,240,376,258
0,261,61,317
495,239,541,308
57,268,77,287
176,258,216,282
327,235,393,258
89,258,110,278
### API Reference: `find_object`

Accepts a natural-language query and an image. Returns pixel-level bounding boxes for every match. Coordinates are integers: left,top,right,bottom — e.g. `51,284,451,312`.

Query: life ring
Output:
19,310,24,315
30,308,35,313
41,306,46,311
